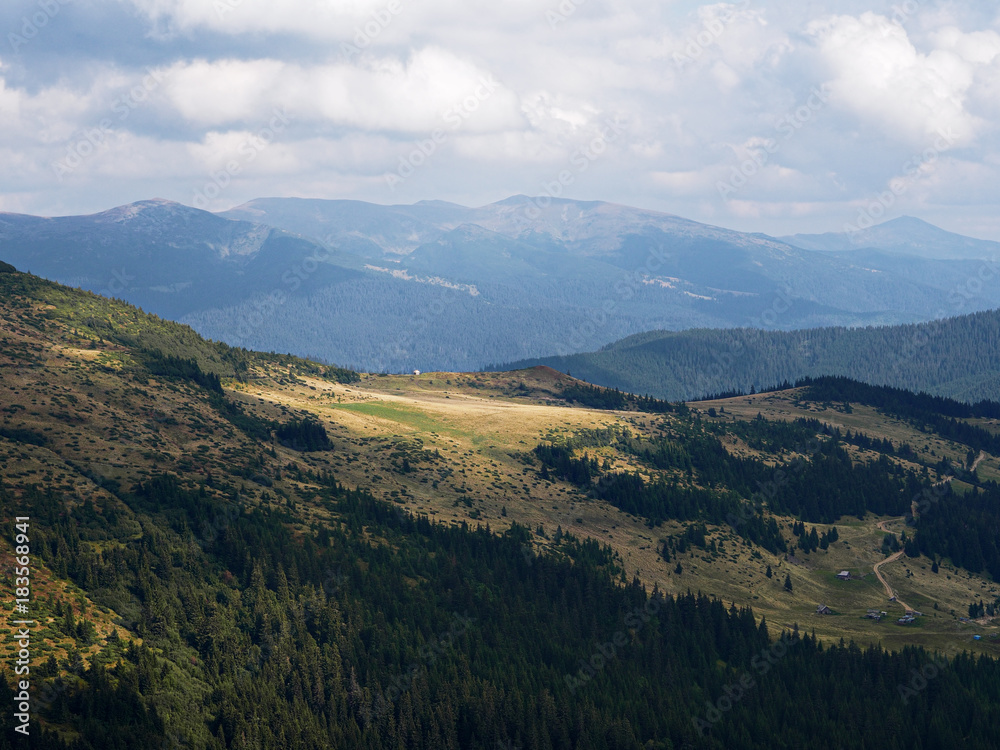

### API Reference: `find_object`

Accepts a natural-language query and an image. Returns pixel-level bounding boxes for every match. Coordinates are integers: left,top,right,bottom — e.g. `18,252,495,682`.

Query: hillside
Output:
502,308,1000,403
3,265,1000,747
5,197,1000,375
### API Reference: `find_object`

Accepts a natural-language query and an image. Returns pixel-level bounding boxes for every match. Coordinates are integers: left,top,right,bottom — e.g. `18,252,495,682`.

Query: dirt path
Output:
971,451,986,472
872,465,969,614
873,549,913,612
873,518,917,612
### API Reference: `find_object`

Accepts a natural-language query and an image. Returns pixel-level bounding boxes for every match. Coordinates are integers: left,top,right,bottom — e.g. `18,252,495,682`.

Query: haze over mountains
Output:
782,216,1000,260
1,196,998,373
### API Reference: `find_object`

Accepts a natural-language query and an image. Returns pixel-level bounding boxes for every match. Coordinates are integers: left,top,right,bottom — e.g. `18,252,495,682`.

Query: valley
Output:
4,265,1000,747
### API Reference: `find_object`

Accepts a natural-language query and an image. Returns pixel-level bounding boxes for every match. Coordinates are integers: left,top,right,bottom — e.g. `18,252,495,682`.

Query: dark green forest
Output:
915,481,1000,582
556,383,675,414
505,309,1000,402
5,472,1000,749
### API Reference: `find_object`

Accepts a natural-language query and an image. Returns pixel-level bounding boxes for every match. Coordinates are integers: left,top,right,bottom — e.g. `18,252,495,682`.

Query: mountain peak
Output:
884,215,931,226
94,198,197,223
489,195,609,209
492,194,534,206
863,215,951,236
413,199,466,208
780,215,998,260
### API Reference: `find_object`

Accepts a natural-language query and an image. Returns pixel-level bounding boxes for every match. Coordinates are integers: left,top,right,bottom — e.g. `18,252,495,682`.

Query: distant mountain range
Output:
502,308,1000,403
781,216,1000,260
2,196,999,373
0,198,366,321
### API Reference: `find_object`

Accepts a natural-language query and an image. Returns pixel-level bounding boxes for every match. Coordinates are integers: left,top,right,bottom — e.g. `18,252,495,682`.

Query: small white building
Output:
413,369,421,376
837,570,851,580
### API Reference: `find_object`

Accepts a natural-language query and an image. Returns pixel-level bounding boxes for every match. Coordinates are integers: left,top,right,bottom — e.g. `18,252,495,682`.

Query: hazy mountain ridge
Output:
782,216,1000,260
4,196,1000,372
0,199,339,318
224,195,820,261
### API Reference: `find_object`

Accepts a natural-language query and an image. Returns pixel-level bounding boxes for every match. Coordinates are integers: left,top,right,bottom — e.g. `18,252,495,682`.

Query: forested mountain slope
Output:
503,308,1000,403
2,263,1000,748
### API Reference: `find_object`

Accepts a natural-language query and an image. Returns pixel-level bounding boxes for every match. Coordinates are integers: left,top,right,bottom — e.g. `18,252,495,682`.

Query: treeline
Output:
275,418,333,452
593,471,788,552
719,414,912,459
791,521,838,554
559,382,675,413
533,443,601,485
139,348,223,393
0,426,48,447
696,381,796,401
534,416,929,530
253,351,360,384
597,440,919,532
801,376,1000,421
764,443,924,522
127,345,335,452
802,376,1000,456
536,430,787,553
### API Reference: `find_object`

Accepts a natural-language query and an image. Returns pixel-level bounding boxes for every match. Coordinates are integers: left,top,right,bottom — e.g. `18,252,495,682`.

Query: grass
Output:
324,399,461,436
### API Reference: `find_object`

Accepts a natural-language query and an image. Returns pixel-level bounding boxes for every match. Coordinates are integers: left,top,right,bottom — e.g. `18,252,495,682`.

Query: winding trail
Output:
873,549,913,613
869,454,987,616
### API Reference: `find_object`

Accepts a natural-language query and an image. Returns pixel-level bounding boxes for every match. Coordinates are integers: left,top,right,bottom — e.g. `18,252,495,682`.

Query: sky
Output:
2,0,1000,240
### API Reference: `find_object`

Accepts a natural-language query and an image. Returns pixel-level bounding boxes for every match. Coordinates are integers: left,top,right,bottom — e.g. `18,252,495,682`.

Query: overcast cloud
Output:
2,0,999,239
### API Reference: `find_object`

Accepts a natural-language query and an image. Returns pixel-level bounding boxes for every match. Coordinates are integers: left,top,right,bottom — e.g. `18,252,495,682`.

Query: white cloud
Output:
931,27,1000,65
162,58,286,125
807,12,981,146
0,1,998,239
162,48,524,134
